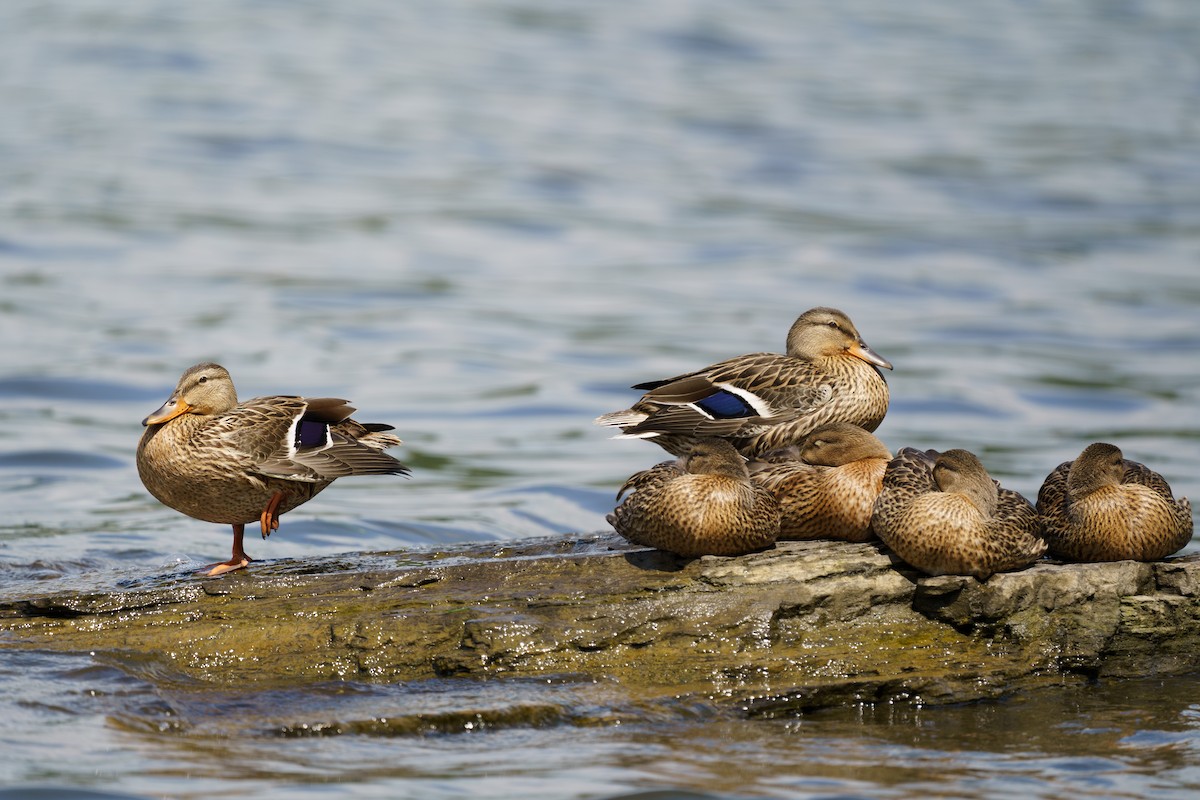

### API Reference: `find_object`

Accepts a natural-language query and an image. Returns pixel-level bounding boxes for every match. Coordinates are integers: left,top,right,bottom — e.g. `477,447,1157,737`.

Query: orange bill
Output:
848,341,893,370
142,397,192,426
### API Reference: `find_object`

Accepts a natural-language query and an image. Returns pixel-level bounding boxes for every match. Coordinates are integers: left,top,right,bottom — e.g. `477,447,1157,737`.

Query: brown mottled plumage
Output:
595,307,892,458
749,423,891,542
871,448,1045,580
137,362,408,575
1036,442,1193,562
607,438,780,558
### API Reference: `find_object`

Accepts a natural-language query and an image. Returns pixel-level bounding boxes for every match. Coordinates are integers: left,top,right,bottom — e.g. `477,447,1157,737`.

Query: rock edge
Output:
2,536,1198,714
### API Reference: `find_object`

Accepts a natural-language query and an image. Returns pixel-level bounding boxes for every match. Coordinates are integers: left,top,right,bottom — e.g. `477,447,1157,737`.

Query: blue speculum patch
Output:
295,419,330,449
694,390,757,419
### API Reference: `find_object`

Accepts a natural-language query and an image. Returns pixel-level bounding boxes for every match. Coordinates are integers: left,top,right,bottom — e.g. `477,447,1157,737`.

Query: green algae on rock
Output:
1,536,1198,715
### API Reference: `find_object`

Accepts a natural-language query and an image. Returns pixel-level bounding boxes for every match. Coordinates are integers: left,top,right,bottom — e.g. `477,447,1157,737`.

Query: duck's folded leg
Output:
260,491,285,538
202,522,253,577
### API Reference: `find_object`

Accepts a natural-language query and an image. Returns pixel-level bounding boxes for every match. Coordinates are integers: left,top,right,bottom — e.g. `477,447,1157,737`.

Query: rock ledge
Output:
2,536,1198,713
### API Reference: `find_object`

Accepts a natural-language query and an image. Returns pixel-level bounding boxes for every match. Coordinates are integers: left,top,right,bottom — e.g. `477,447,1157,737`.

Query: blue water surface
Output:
1,1,1198,797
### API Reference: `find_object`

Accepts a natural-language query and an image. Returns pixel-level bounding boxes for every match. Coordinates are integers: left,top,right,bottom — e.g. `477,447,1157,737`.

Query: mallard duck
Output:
137,362,409,576
595,307,892,459
607,438,780,558
871,448,1045,580
749,422,891,542
1036,442,1193,562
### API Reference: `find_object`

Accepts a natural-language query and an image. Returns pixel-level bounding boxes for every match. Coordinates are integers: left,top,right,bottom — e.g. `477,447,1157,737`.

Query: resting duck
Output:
137,362,409,576
595,307,892,459
749,422,891,542
1036,442,1193,562
607,438,780,558
871,448,1045,580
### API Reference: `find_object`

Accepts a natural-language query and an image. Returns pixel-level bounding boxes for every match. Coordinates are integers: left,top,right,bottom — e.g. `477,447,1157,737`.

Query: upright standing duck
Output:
871,448,1045,580
137,362,409,575
1036,442,1193,562
595,307,892,458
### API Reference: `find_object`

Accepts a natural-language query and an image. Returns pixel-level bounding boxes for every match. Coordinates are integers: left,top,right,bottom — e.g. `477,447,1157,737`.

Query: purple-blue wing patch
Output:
694,390,758,419
295,419,330,449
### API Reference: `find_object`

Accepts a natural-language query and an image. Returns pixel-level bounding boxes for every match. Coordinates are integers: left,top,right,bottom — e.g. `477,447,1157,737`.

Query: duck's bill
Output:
848,341,893,370
143,397,191,425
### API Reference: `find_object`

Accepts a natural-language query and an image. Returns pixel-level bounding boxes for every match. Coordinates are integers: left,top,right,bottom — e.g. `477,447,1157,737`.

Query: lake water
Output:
1,0,1198,797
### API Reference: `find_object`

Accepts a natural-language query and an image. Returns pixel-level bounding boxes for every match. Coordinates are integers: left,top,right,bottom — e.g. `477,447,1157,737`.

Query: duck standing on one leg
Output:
595,307,892,459
1036,442,1193,562
137,362,409,576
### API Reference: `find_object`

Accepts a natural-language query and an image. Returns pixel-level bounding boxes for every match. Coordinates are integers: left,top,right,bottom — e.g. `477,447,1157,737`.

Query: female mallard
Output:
749,422,891,542
871,448,1045,580
1036,442,1193,562
607,438,780,558
595,307,892,459
137,362,409,576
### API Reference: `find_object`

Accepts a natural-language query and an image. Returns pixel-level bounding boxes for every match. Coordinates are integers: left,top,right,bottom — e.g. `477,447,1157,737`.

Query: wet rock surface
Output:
2,536,1198,714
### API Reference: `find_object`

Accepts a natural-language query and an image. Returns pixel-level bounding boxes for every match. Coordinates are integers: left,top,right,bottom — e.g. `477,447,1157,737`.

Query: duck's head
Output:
800,422,892,467
680,438,750,480
932,448,998,516
785,307,893,370
1066,442,1125,500
142,362,238,425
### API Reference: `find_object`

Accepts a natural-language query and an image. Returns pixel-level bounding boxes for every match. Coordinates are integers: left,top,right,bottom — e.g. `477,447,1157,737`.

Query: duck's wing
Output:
993,487,1046,553
621,354,832,436
1120,459,1178,499
872,448,939,538
614,460,683,501
881,448,939,496
1034,460,1071,515
748,459,821,491
216,396,407,483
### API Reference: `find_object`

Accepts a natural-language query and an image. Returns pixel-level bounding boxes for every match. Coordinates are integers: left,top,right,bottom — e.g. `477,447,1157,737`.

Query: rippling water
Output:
1,1,1198,797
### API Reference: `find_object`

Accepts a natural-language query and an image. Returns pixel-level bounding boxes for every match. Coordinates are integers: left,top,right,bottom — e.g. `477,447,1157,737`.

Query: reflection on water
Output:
1,0,1198,797
3,650,1200,800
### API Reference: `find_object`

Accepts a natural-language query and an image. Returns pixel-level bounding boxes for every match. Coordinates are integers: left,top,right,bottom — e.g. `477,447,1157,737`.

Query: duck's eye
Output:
198,376,208,385
826,320,840,330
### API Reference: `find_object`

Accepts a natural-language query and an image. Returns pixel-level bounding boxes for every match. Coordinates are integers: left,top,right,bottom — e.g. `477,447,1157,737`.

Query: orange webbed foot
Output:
199,522,254,577
201,556,251,577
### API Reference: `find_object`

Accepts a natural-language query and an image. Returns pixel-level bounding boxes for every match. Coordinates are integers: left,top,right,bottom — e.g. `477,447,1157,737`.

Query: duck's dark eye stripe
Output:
695,390,757,419
295,420,330,449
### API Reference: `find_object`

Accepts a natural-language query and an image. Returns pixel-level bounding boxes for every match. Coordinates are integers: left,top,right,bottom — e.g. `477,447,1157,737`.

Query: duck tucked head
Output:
932,449,999,516
1066,442,1125,501
681,438,750,480
799,422,891,467
785,307,893,370
142,362,238,425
